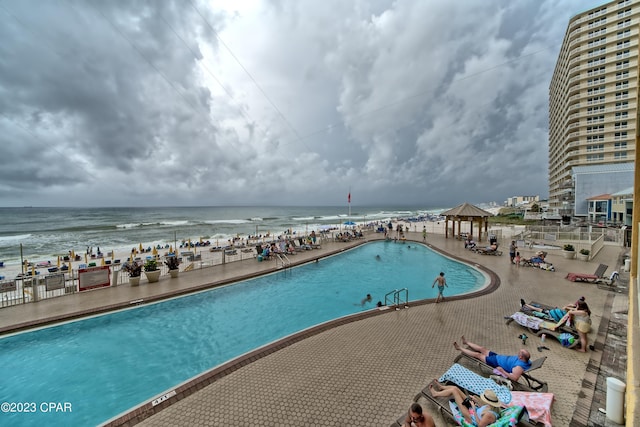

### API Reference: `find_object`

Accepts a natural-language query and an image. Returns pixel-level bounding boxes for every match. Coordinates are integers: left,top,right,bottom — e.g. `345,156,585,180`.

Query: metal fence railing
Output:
0,236,336,310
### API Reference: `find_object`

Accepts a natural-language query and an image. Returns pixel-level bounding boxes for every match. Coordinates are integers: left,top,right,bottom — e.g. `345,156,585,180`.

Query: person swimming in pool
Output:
360,294,372,306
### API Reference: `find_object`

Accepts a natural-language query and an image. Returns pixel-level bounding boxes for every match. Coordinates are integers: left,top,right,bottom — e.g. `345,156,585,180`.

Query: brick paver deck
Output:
0,231,628,426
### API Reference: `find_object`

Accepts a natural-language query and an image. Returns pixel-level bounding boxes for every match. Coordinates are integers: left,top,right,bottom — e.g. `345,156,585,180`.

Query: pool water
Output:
0,241,485,426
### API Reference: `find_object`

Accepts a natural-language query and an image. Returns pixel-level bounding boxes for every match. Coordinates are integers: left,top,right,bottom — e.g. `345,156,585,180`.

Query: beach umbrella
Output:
139,243,143,252
71,250,75,259
169,245,174,254
344,221,356,226
188,238,191,248
101,257,105,266
111,250,114,261
199,237,203,244
152,247,158,256
57,256,60,267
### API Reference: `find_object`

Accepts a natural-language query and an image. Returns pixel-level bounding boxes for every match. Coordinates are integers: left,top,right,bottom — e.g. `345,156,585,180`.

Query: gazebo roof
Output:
441,202,493,218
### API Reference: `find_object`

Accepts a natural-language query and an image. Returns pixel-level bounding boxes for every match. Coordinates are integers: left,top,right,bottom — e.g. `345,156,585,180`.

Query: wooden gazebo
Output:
441,203,493,242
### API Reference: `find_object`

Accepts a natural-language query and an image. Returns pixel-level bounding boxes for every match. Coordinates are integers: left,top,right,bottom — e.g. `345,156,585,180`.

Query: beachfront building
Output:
572,163,634,220
548,0,639,220
611,186,634,225
505,195,540,207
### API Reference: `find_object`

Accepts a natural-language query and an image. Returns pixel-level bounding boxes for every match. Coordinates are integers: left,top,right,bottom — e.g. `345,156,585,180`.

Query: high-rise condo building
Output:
549,0,638,219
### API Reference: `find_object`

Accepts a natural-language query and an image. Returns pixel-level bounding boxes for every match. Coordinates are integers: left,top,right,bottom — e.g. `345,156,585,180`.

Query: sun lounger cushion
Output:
439,363,512,404
508,392,554,427
449,401,524,427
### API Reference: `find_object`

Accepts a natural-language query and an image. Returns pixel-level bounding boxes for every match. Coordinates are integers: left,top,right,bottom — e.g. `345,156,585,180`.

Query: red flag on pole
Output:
348,192,351,203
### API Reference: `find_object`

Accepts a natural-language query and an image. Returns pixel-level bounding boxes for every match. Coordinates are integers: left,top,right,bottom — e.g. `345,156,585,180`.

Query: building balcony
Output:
568,65,581,76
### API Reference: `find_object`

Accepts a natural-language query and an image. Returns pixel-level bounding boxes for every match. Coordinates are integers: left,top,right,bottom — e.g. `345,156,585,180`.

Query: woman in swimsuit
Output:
551,300,592,352
429,381,501,427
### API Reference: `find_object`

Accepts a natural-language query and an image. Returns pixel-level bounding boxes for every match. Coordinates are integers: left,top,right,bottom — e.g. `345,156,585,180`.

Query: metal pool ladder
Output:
276,254,291,269
385,288,409,309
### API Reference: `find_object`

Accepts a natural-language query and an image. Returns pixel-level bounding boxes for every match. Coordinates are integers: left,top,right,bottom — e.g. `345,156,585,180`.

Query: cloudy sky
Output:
0,0,604,208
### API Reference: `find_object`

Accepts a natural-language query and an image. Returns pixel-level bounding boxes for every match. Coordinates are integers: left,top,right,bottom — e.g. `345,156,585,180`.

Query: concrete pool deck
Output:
0,231,631,426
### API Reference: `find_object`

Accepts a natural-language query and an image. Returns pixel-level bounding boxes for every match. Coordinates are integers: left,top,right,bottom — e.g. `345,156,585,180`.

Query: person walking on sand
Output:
422,225,427,242
432,272,447,303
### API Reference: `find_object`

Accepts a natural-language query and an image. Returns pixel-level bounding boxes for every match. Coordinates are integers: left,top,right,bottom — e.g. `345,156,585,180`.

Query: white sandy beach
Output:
0,216,525,283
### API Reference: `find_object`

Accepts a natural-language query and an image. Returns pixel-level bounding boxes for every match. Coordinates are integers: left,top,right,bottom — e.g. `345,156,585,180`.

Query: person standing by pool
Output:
509,240,517,264
432,272,447,303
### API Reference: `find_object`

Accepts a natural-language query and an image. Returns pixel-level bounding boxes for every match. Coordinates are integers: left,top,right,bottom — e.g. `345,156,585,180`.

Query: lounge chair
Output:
565,264,608,283
505,301,579,349
453,351,548,393
391,402,530,427
566,264,618,285
474,243,503,256
408,363,537,427
417,363,514,403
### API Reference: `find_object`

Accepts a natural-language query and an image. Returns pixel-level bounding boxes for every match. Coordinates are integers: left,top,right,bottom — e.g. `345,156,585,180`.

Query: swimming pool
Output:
0,241,485,426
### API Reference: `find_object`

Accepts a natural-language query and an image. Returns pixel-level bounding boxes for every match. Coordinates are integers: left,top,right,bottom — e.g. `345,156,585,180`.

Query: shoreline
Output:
0,219,523,281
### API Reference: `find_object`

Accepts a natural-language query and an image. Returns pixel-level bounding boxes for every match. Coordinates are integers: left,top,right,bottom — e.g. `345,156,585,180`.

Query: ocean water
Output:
0,206,446,269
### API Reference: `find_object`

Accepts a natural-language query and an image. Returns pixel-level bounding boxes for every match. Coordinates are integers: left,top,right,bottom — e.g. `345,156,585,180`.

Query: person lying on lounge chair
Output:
454,336,531,381
429,381,502,427
520,297,584,322
483,243,498,252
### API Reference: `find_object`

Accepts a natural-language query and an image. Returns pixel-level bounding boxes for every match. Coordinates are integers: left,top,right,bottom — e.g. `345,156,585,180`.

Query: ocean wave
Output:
292,216,315,221
117,223,143,229
317,215,347,221
160,220,190,226
0,233,32,243
205,219,252,225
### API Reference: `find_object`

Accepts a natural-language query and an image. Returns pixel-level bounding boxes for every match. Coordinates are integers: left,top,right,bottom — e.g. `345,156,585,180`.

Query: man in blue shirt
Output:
454,336,531,381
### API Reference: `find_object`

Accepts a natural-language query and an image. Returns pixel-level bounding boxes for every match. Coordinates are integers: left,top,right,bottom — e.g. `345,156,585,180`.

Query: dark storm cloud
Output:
0,0,590,207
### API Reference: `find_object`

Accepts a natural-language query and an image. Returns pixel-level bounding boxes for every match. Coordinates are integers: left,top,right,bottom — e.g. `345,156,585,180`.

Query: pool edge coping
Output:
99,240,500,427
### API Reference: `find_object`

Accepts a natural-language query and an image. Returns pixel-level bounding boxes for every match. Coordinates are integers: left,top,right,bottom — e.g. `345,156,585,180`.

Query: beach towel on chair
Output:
449,401,524,426
510,312,556,331
508,392,554,427
439,363,512,404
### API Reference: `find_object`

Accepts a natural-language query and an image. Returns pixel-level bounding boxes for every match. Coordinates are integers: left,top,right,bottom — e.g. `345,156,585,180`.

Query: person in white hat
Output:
429,380,502,426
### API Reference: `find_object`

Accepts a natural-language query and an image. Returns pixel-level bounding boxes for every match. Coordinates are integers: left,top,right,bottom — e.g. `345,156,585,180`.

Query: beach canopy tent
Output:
441,203,493,242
